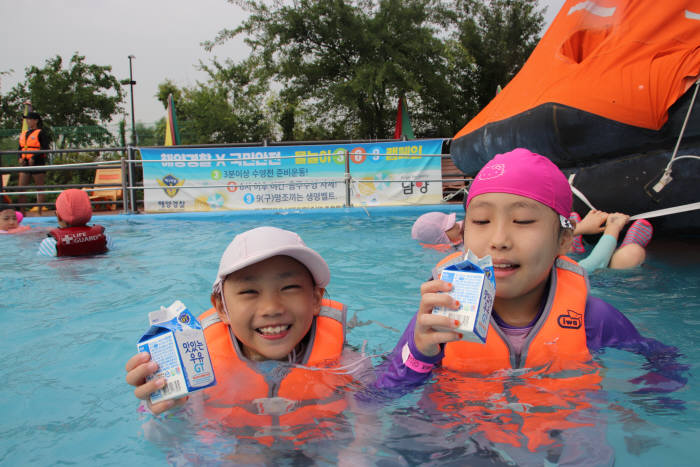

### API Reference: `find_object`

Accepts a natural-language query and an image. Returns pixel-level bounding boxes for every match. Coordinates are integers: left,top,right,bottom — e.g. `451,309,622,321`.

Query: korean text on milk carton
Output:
434,250,496,343
137,301,216,403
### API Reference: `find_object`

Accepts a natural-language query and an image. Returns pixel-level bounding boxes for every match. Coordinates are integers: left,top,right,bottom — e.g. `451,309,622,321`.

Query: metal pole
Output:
127,146,136,213
344,150,351,207
128,55,137,145
120,156,129,214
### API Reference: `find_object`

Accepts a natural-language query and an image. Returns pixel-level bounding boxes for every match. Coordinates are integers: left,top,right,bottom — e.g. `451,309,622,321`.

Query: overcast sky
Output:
1,0,566,126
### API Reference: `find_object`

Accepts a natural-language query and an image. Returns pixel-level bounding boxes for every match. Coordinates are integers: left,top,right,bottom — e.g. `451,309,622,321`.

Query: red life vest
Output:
428,255,602,452
49,225,108,256
19,129,41,160
197,299,353,447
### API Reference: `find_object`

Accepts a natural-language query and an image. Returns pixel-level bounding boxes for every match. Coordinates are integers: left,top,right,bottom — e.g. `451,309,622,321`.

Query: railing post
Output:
120,156,130,214
344,150,352,207
127,146,136,213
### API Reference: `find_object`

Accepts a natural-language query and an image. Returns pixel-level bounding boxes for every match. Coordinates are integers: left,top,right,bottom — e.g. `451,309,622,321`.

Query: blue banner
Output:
139,139,444,212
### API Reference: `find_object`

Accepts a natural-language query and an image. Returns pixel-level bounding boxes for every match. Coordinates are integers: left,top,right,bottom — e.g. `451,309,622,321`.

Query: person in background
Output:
37,189,112,257
18,111,51,213
411,211,464,252
570,209,653,271
0,204,31,234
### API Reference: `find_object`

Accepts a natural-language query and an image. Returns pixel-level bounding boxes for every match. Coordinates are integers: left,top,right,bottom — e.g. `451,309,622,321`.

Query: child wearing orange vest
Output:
125,227,374,457
376,149,685,463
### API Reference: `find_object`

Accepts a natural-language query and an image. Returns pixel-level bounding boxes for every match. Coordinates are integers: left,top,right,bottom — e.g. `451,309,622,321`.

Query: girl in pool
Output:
0,205,31,234
125,227,374,457
411,211,464,252
376,149,684,462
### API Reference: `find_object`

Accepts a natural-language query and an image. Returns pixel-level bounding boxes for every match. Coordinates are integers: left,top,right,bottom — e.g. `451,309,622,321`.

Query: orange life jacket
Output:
197,299,353,446
19,129,41,160
442,255,592,374
428,255,602,452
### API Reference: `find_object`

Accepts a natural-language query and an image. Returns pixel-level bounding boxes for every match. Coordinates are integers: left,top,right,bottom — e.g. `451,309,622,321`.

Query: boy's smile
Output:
216,255,323,362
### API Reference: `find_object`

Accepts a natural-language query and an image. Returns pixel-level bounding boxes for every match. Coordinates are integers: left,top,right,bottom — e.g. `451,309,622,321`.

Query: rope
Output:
665,77,700,173
568,174,596,210
629,202,700,220
568,173,700,220
443,186,468,202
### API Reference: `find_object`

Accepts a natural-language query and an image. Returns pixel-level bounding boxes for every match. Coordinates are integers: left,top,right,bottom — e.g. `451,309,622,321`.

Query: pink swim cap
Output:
15,211,23,224
55,189,93,226
466,148,572,218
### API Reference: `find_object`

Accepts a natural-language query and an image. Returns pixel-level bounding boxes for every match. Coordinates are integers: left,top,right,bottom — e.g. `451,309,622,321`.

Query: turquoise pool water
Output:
1,206,699,466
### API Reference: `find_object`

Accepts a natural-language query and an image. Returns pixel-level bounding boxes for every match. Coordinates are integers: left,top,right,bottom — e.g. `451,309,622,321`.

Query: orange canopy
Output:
455,0,700,138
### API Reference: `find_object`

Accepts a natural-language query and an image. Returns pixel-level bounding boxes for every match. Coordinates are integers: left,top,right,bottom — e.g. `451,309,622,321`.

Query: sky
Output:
1,0,567,127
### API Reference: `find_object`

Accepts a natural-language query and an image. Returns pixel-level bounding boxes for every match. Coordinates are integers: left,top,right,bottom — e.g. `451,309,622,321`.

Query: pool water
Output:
1,206,699,466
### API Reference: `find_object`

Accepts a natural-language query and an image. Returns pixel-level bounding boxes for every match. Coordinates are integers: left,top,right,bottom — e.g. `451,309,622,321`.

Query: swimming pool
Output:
2,206,699,466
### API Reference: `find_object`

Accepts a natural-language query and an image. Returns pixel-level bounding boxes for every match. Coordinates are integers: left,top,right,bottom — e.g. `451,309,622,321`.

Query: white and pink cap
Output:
411,212,457,245
213,226,330,290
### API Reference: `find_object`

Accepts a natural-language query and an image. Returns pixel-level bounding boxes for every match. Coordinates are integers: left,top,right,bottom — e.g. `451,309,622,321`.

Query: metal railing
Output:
1,142,470,214
0,146,128,212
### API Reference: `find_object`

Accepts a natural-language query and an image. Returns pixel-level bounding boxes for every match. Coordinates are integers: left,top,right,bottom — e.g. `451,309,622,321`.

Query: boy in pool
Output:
0,204,31,234
125,227,374,456
37,189,113,257
376,149,684,461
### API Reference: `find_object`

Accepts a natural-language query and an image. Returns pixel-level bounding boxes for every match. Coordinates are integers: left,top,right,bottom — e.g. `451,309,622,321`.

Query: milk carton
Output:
433,250,496,343
137,301,216,403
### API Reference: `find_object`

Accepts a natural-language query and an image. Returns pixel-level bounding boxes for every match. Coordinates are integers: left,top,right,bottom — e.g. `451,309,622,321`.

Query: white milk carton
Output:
137,300,216,403
433,250,496,343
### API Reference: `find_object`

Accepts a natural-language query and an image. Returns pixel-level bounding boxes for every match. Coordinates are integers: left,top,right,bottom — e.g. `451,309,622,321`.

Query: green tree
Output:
0,52,124,147
451,0,544,112
135,121,161,146
208,0,543,139
209,0,448,139
155,57,273,144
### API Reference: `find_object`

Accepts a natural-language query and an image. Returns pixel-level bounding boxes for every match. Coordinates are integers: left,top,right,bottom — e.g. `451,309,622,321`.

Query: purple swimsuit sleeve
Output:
586,296,687,392
375,313,444,390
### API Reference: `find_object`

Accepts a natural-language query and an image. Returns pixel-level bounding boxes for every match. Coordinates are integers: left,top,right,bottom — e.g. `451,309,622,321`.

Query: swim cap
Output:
411,212,456,245
213,226,330,290
55,189,93,226
466,148,572,218
15,211,23,224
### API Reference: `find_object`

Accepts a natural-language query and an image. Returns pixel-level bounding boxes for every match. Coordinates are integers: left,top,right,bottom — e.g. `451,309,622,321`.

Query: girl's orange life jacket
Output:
197,299,353,446
19,129,42,161
442,255,592,374
429,254,602,452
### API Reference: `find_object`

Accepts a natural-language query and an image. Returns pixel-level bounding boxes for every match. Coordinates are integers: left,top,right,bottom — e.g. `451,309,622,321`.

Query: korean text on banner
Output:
139,139,444,213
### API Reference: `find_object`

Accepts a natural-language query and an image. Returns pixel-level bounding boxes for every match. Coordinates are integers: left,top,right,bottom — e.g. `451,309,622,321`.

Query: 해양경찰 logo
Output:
157,174,185,198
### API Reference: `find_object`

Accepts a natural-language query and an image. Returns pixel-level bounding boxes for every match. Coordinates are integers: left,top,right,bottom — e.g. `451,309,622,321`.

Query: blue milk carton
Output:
137,300,216,404
433,250,496,343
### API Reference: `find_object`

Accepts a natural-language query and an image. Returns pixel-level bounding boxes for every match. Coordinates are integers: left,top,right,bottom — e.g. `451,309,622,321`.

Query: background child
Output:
376,149,684,460
570,209,653,271
125,226,374,458
0,204,31,234
37,189,112,257
411,211,464,252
